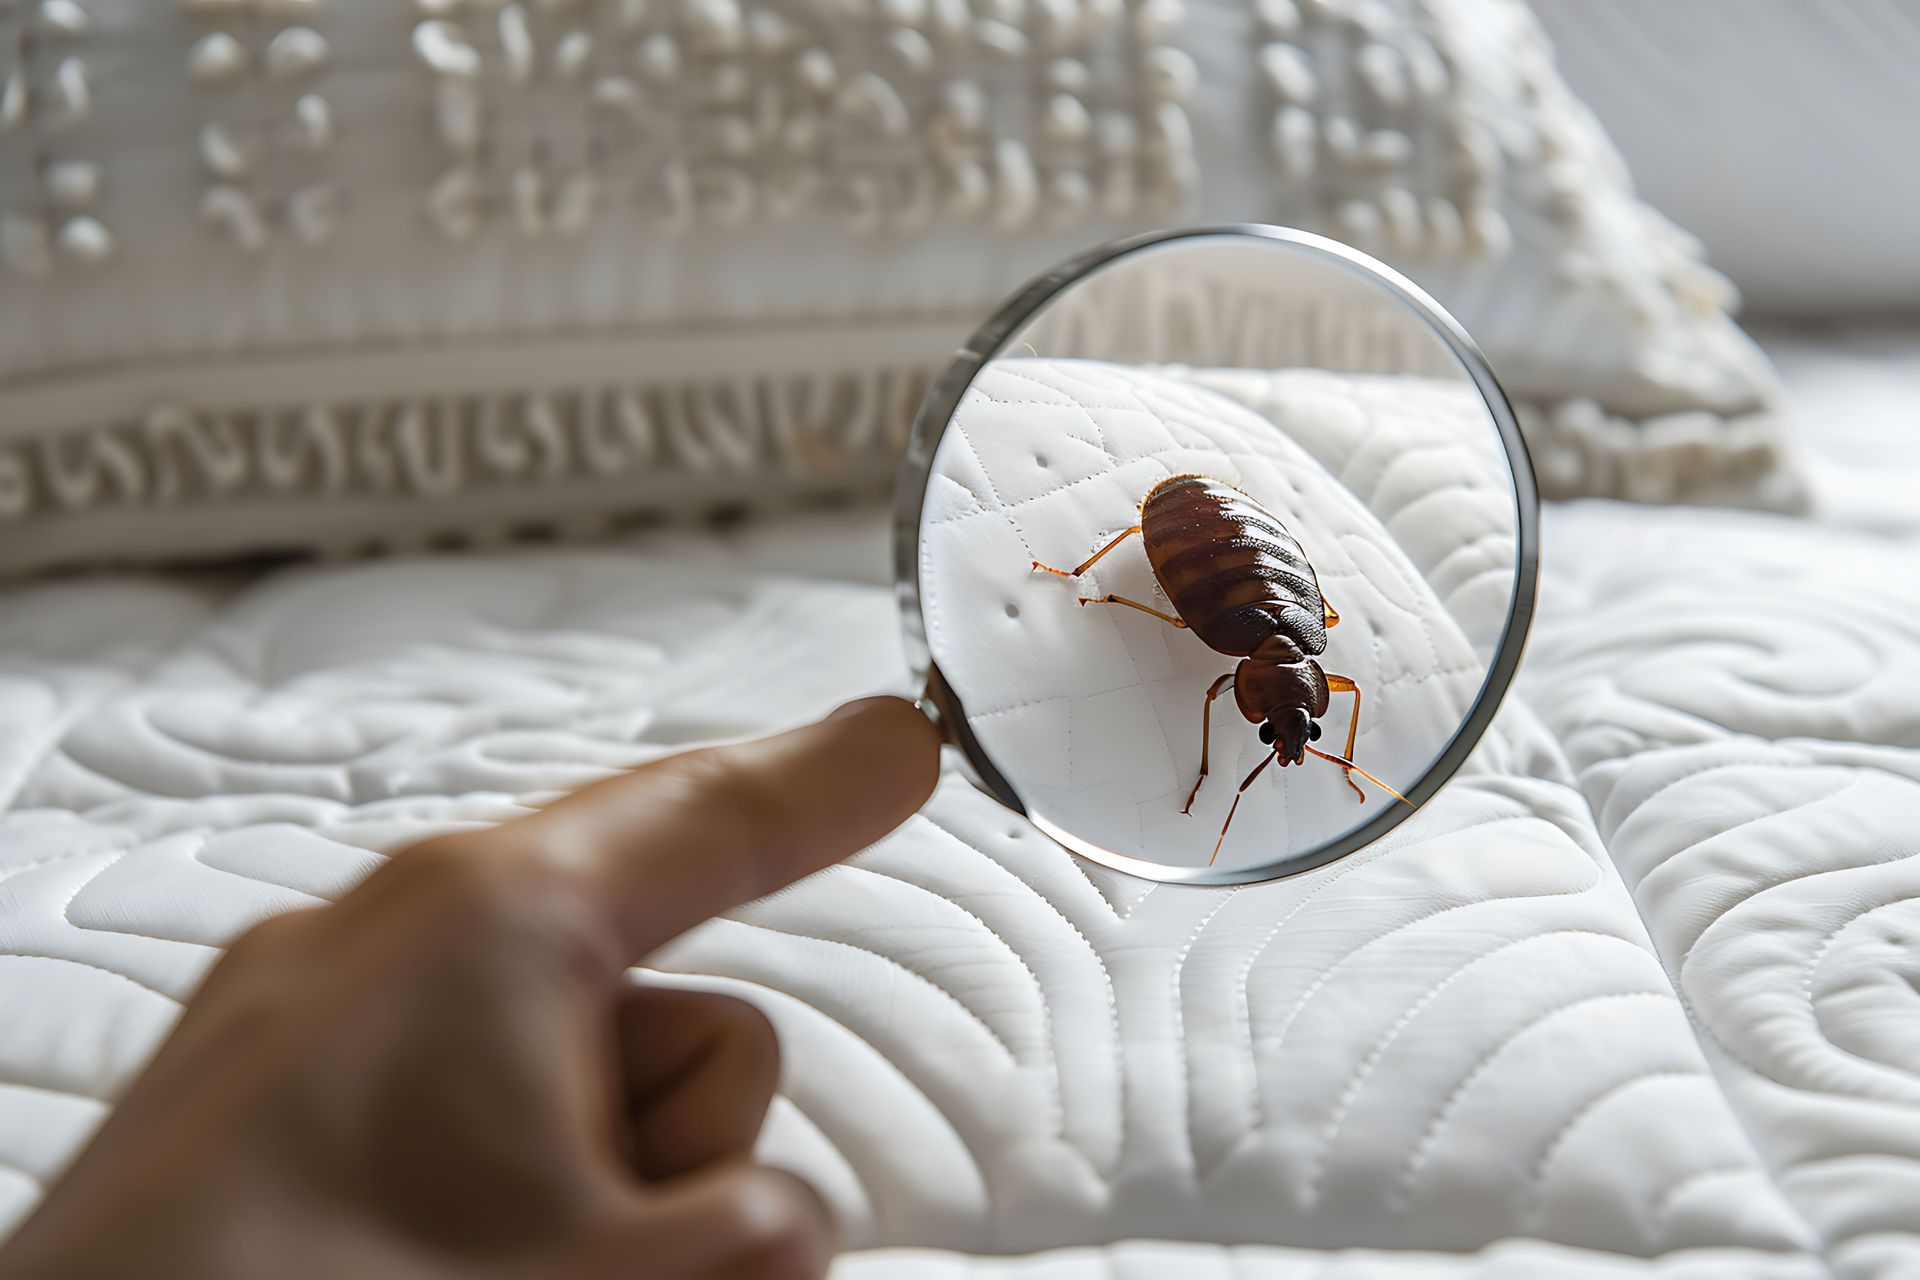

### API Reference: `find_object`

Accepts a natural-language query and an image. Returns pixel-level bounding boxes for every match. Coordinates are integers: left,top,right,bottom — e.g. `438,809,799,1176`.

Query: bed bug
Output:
1031,474,1411,865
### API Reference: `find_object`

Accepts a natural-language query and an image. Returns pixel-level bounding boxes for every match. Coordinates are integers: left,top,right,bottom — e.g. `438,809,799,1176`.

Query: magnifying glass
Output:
894,226,1539,885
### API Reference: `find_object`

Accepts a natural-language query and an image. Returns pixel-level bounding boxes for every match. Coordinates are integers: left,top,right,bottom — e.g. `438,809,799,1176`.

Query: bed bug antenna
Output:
1303,745,1415,808
1209,748,1279,866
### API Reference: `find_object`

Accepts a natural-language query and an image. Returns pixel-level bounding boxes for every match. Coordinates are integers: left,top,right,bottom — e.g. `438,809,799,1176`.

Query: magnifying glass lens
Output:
898,229,1537,884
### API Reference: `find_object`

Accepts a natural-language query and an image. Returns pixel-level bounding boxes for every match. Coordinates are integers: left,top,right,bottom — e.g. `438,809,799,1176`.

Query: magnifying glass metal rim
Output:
893,223,1541,886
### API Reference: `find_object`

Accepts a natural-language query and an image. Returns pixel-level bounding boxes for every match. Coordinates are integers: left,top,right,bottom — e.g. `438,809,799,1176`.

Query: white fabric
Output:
3,336,1920,1274
836,1242,1826,1277
919,360,1500,871
1755,322,1920,534
0,0,1742,399
0,0,1794,578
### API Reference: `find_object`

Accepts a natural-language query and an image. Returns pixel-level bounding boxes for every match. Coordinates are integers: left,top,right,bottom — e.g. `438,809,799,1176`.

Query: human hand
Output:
0,697,941,1280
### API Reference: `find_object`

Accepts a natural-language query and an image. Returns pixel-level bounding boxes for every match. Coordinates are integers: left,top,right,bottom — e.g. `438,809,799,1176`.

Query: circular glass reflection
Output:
896,227,1538,884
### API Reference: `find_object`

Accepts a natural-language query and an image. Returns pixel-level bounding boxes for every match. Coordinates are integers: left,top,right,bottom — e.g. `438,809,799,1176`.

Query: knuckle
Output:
220,909,309,966
390,830,618,978
721,1171,832,1280
187,910,326,1054
395,834,525,916
713,994,782,1079
397,832,485,879
725,994,780,1058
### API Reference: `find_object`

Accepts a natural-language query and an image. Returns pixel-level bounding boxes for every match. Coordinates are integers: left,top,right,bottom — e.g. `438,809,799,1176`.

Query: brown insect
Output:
1031,474,1411,865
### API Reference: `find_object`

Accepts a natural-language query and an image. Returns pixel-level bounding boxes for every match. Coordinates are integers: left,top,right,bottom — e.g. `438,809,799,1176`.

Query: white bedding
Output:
2,332,1918,1277
1757,323,1920,536
919,360,1504,874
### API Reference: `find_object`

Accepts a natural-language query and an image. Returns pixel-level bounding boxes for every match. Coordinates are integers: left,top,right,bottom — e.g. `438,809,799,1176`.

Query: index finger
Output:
506,696,941,960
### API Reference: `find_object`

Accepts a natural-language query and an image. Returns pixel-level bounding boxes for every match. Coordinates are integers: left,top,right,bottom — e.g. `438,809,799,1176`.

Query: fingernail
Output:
826,695,898,722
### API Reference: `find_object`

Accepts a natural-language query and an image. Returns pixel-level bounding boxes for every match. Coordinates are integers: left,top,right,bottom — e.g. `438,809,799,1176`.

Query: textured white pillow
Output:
0,0,1799,574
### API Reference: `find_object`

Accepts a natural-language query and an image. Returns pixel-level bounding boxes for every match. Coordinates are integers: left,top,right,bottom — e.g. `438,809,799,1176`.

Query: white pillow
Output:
0,0,1801,574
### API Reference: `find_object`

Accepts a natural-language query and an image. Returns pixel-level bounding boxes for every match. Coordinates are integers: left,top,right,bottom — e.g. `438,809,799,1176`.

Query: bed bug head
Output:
1257,712,1323,760
1234,634,1331,764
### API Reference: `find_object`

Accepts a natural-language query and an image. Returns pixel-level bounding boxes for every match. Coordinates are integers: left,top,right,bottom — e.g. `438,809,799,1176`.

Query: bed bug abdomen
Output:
1140,475,1328,658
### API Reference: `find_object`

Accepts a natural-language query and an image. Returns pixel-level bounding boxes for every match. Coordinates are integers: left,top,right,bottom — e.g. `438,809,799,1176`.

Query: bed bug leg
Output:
1183,672,1237,814
1030,525,1142,578
1080,594,1188,628
1323,672,1365,801
1210,748,1278,866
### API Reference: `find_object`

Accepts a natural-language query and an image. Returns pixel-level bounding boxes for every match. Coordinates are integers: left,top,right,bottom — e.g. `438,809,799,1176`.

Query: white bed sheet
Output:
1756,323,1920,534
2,331,1918,1277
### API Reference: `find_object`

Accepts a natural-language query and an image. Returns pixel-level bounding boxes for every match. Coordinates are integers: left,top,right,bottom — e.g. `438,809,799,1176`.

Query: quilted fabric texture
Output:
1525,503,1920,1280
0,0,1796,576
0,530,1815,1273
918,359,1499,869
9,357,1920,1278
834,1242,1828,1277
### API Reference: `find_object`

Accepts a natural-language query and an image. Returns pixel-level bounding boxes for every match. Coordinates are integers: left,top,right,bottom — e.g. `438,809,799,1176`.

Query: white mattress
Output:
3,331,1919,1277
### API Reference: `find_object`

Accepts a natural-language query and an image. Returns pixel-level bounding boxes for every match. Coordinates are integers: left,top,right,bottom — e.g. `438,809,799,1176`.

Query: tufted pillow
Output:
0,0,1799,575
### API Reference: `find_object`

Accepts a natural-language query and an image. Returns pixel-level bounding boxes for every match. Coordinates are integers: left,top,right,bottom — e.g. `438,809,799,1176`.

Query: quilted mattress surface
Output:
3,339,1919,1277
917,359,1511,874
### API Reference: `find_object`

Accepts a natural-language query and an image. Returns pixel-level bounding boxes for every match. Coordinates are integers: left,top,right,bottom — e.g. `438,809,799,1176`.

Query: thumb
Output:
560,1164,835,1280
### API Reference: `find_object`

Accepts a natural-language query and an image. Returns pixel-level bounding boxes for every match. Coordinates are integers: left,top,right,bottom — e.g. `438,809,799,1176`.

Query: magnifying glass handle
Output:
914,675,954,744
915,666,1028,818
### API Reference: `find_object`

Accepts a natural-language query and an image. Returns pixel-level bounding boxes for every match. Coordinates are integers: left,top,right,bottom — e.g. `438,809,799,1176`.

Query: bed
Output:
1,324,1915,1278
6,0,1918,1270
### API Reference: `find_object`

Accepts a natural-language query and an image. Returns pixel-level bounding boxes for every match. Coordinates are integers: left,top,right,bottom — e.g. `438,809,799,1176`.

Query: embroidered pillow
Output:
0,0,1801,574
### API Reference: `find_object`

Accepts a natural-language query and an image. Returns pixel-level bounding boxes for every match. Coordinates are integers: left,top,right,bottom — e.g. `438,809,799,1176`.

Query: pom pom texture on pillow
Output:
0,0,1801,573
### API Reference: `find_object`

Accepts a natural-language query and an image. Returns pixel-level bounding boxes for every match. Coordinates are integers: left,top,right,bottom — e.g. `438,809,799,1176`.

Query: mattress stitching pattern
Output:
1527,502,1920,1278
0,373,1884,1273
